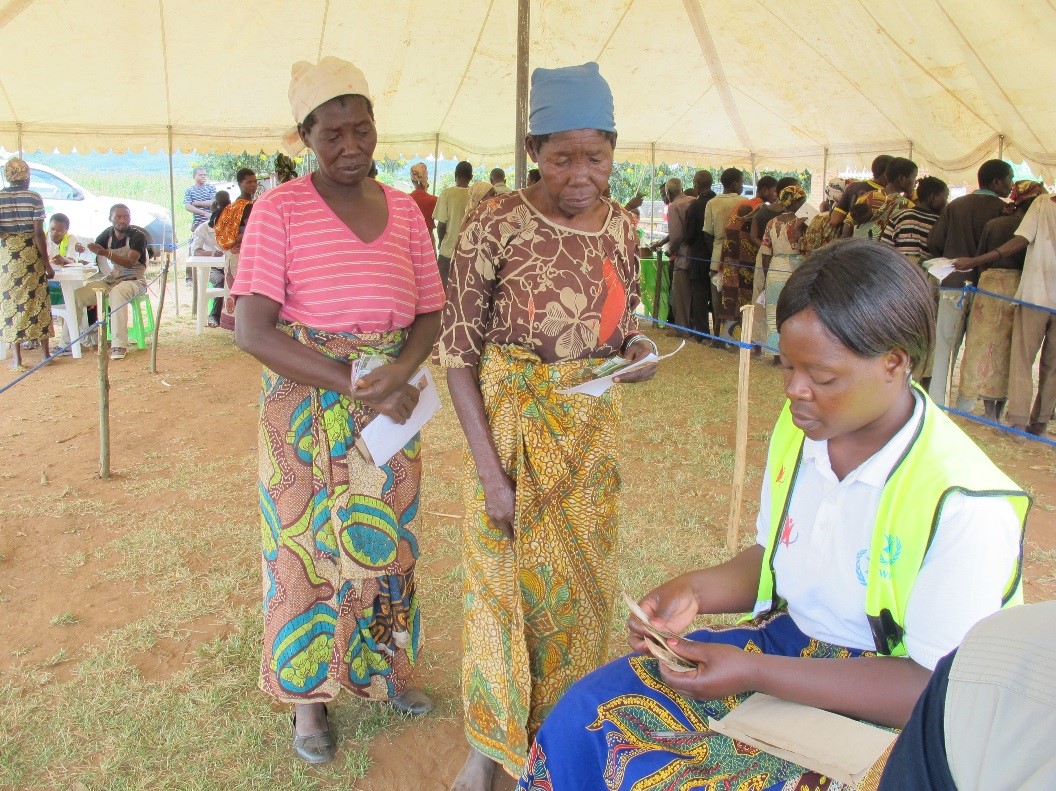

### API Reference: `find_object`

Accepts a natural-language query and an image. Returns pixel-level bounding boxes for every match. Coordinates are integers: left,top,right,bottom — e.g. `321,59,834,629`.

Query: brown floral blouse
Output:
439,191,641,367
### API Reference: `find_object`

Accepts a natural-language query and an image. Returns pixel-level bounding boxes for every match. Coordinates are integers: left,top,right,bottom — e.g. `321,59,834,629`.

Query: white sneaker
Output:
110,347,126,361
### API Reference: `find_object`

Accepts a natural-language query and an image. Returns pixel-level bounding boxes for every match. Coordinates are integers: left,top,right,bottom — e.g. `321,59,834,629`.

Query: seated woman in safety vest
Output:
518,238,1030,791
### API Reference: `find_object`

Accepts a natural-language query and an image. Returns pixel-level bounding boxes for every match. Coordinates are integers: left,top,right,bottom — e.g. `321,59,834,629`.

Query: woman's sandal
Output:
291,704,336,764
389,688,434,717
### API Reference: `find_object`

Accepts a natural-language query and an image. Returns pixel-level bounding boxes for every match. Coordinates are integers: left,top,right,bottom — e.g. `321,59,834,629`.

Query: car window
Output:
29,168,79,200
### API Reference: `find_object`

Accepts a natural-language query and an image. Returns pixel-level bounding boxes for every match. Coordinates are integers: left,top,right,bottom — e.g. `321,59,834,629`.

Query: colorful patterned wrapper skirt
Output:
257,323,422,704
520,611,889,791
462,342,622,775
0,231,53,344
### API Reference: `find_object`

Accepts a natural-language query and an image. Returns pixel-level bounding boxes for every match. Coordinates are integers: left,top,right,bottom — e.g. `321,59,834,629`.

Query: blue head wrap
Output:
528,62,616,136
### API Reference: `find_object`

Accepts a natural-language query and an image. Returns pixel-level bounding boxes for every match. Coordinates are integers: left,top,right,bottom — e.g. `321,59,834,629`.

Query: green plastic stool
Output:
107,292,155,349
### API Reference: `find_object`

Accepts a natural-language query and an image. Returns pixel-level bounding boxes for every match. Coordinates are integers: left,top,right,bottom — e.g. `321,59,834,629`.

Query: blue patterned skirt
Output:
519,611,874,791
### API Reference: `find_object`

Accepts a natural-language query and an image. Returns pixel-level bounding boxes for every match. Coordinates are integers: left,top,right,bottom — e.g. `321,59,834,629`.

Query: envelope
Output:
707,693,897,788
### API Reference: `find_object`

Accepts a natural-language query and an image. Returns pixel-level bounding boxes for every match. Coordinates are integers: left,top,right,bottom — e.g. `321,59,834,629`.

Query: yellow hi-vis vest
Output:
754,384,1030,656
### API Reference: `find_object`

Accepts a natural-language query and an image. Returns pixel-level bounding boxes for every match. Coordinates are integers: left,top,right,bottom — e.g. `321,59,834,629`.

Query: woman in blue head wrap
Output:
439,62,659,790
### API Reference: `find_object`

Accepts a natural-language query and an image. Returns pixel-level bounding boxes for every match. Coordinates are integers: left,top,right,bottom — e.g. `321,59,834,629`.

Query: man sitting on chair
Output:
75,203,148,360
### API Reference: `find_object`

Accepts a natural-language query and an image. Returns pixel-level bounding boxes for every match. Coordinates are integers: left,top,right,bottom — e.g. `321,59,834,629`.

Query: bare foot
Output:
451,747,498,791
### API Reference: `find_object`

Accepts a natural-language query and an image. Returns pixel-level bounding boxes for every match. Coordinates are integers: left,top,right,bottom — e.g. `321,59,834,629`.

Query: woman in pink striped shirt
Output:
232,57,444,765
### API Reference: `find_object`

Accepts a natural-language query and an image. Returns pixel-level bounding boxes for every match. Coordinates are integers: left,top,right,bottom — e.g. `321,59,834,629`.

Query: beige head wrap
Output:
467,181,494,209
282,56,372,154
410,162,429,189
4,157,29,183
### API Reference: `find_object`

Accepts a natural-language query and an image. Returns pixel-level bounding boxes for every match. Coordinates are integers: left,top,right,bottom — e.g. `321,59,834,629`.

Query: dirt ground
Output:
1,292,1054,790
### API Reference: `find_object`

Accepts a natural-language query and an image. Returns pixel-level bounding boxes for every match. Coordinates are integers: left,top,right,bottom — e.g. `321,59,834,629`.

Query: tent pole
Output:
648,143,656,240
16,123,23,157
998,134,1005,159
513,0,530,188
167,125,180,317
821,146,829,203
908,140,914,160
432,133,440,195
750,152,757,189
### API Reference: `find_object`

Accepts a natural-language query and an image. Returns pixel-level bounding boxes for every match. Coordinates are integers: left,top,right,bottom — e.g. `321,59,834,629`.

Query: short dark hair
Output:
236,168,255,184
490,167,506,183
916,176,947,203
527,168,540,185
529,131,617,152
777,239,934,373
301,94,375,135
109,203,130,219
213,191,231,209
756,175,778,191
693,169,713,191
871,155,893,179
455,161,473,180
49,212,70,227
977,159,1012,188
720,167,743,190
885,157,918,183
775,176,800,192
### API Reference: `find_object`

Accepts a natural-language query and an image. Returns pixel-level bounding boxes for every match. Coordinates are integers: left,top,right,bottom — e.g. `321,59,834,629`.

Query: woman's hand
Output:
353,361,412,401
359,383,421,424
480,470,516,539
45,262,56,279
951,257,978,271
658,641,759,699
354,364,420,423
613,337,658,384
628,576,700,653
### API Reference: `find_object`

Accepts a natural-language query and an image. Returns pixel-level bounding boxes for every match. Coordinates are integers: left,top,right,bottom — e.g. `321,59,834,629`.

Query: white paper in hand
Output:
927,257,956,282
557,341,685,397
356,367,441,466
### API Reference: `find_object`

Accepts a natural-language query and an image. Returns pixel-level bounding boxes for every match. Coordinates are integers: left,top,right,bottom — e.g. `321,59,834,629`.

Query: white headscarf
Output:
282,56,372,154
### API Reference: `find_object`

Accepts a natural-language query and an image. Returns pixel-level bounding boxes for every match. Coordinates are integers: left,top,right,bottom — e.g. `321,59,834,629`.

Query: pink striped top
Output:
231,175,445,332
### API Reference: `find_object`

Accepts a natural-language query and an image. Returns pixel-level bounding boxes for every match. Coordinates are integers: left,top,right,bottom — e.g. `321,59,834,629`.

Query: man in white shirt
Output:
433,160,473,286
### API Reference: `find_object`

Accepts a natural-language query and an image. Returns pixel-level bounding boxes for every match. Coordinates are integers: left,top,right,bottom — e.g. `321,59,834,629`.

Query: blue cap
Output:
528,62,616,136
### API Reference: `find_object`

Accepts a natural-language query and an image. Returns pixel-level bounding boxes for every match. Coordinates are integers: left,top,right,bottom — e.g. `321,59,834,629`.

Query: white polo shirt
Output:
754,392,1021,670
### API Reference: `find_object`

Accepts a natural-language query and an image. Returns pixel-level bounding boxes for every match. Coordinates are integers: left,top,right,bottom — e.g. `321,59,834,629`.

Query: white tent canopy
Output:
1,0,1053,180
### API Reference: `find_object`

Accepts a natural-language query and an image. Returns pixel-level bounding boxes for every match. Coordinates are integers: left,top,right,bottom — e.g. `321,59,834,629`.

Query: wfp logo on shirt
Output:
855,537,903,585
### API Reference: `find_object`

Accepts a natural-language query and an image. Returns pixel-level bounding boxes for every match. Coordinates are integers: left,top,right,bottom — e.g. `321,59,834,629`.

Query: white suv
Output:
0,156,174,253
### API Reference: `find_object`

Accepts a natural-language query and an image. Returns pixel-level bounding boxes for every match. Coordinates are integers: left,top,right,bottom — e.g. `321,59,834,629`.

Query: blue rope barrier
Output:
939,405,1056,449
637,313,779,354
938,284,1056,316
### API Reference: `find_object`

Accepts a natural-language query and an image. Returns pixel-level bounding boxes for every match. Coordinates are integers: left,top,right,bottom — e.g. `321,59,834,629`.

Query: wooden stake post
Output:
726,304,756,551
96,290,111,479
150,253,170,374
